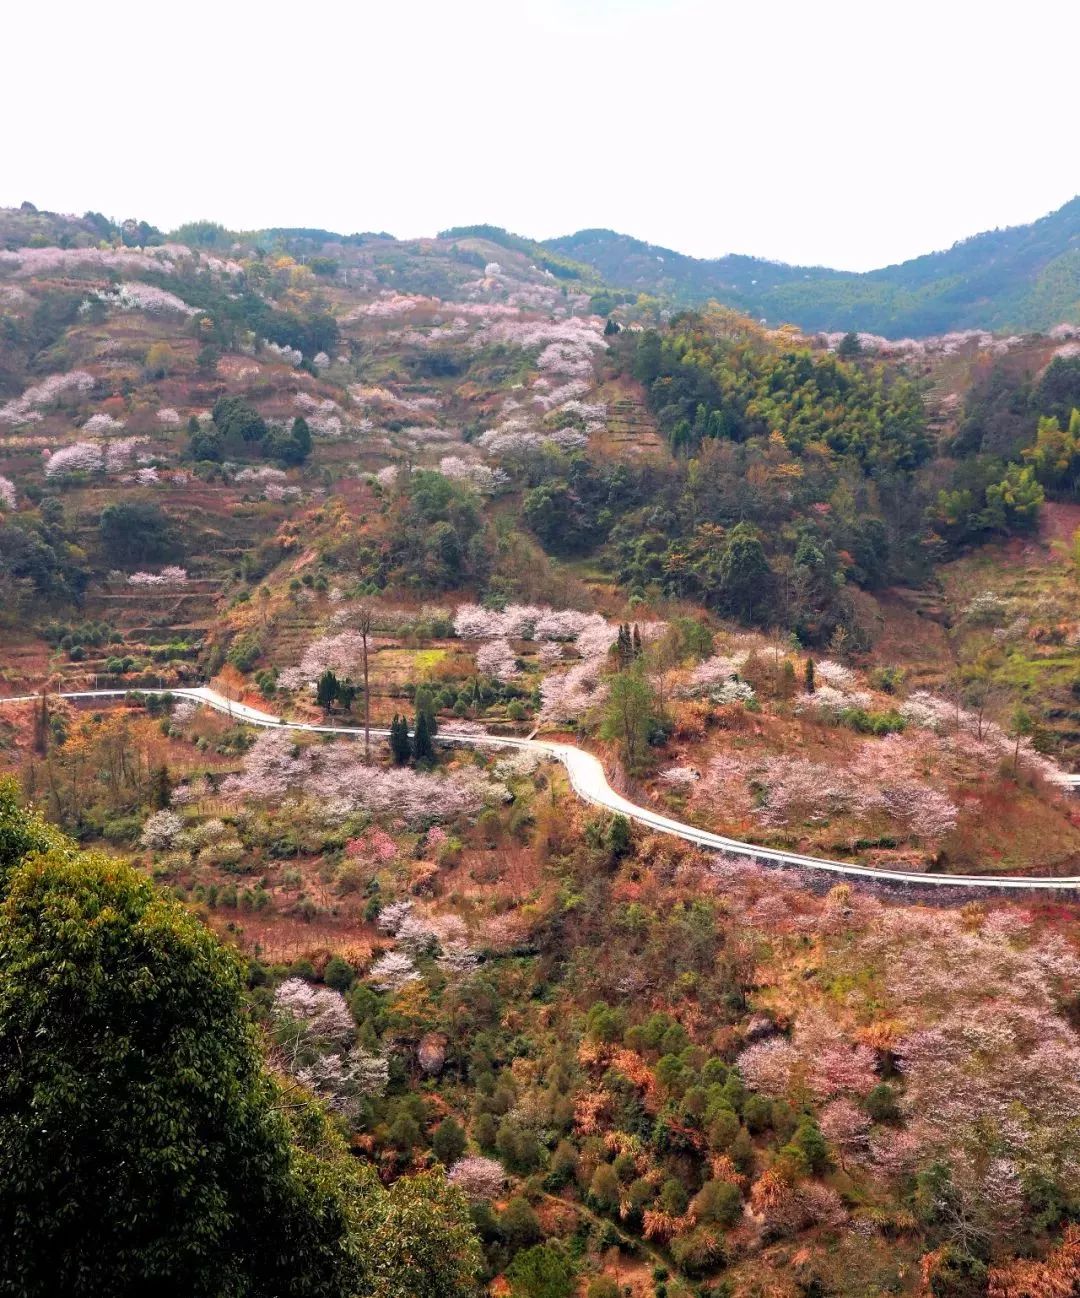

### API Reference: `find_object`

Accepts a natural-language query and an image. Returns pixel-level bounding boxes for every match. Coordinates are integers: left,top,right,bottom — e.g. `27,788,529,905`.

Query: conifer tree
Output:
389,714,412,765
632,624,643,659
805,657,816,694
616,624,631,669
149,763,172,810
412,709,435,764
415,684,438,735
316,669,339,711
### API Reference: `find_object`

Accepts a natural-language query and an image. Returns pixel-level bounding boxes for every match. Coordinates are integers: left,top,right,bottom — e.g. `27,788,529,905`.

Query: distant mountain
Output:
544,198,1080,338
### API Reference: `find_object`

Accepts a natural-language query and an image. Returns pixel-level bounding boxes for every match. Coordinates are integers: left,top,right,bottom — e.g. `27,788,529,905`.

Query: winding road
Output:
4,685,1080,894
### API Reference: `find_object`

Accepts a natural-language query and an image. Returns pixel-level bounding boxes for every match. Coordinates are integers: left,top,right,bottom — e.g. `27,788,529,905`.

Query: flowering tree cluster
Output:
104,437,149,472
659,766,701,786
221,729,492,825
447,1157,505,1201
900,689,1064,781
712,678,756,706
83,413,126,436
140,809,184,850
471,314,606,366
294,392,344,437
277,631,367,690
476,638,519,681
261,340,302,366
453,602,613,645
0,369,94,426
738,1008,878,1104
273,978,355,1047
0,244,185,278
271,978,388,1117
346,827,397,864
0,476,15,510
437,455,502,493
351,291,439,318
43,442,103,479
128,567,188,586
367,950,421,992
476,417,588,457
99,281,198,316
698,742,958,846
234,466,287,484
794,683,874,717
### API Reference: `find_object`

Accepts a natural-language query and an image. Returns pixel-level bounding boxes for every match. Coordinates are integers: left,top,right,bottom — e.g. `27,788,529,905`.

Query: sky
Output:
4,0,1078,272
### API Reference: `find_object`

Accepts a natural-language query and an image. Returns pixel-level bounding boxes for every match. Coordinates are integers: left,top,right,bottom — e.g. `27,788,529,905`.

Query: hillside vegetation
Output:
545,196,1080,337
0,203,1078,1297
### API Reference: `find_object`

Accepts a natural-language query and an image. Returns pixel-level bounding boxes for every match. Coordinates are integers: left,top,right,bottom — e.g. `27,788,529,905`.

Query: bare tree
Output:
358,603,374,762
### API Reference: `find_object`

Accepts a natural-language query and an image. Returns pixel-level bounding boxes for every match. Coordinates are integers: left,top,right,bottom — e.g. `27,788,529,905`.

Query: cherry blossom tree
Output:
476,638,519,681
43,442,103,479
448,1156,505,1201
84,413,126,436
819,1099,871,1168
272,978,356,1048
140,810,184,850
368,951,421,992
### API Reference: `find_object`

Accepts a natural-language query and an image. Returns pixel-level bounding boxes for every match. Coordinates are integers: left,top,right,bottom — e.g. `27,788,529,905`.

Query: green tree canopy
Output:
0,781,482,1298
98,501,180,566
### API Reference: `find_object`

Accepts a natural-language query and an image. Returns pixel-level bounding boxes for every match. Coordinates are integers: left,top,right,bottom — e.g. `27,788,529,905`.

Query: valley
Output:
0,200,1079,1298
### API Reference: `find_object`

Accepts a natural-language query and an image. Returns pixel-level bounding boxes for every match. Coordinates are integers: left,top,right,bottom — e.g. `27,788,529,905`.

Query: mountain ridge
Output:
7,194,1080,339
544,197,1080,337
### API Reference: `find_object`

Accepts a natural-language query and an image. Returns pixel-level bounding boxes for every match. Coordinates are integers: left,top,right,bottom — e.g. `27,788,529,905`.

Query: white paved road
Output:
5,686,1079,893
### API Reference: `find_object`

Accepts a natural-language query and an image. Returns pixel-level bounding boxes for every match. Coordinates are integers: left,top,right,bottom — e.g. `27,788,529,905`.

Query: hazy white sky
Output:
4,0,1077,271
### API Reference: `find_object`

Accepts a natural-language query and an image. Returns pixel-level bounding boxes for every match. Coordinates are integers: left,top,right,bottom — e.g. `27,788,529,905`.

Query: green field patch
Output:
374,647,450,683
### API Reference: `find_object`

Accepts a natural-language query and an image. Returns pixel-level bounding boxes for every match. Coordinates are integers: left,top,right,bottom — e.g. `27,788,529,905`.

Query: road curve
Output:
4,686,1079,894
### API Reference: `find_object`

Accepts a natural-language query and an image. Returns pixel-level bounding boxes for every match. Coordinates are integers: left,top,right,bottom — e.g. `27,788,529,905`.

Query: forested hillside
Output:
0,203,1078,1298
545,197,1080,337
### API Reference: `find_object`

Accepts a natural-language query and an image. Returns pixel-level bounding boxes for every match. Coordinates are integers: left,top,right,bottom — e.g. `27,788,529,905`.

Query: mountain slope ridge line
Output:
5,686,1078,893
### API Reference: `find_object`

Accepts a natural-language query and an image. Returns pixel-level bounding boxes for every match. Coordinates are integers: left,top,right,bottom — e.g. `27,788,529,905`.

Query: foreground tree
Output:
601,665,655,771
0,781,481,1298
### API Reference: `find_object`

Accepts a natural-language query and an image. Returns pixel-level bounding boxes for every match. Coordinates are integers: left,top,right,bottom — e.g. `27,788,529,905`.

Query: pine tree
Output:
632,624,643,659
316,669,339,711
289,415,312,462
805,657,816,694
389,714,412,765
414,684,438,735
412,709,435,764
616,624,631,669
150,762,172,810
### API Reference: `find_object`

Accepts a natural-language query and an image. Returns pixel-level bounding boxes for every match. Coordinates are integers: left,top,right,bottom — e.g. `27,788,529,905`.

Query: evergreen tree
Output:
0,784,360,1297
412,709,435,764
632,623,643,659
414,684,438,735
389,714,412,765
289,415,312,462
616,624,632,669
316,669,339,711
719,522,770,622
804,657,816,694
0,780,484,1298
149,762,171,810
600,666,655,770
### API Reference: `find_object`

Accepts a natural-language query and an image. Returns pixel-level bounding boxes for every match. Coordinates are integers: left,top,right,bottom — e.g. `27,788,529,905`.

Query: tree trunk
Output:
358,606,373,763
